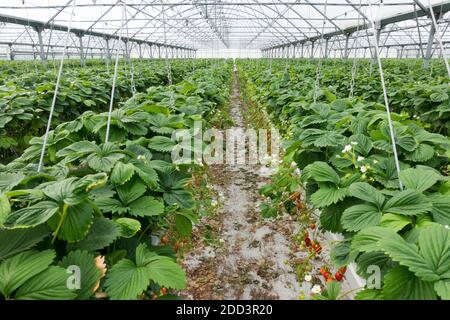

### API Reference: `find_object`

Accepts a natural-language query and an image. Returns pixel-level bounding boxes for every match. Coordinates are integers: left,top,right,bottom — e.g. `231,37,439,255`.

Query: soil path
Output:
180,68,303,300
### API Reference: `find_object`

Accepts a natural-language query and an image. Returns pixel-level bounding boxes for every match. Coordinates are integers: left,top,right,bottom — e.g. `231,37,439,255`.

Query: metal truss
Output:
0,0,449,61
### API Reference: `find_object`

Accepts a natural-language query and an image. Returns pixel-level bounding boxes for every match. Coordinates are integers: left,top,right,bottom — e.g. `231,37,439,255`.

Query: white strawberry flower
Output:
311,285,322,294
360,165,368,173
342,144,352,153
357,156,365,162
304,274,312,282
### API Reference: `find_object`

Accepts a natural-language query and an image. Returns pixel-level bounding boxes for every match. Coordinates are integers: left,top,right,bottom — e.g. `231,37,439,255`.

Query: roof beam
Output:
263,0,450,50
0,13,194,50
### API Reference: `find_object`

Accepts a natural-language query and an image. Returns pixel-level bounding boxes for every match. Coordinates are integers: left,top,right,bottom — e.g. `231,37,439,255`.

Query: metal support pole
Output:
158,45,161,59
138,43,143,59
105,37,111,60
35,27,47,64
8,43,14,61
310,41,315,58
344,33,351,59
301,43,304,58
424,15,437,69
123,40,130,63
400,45,404,58
324,38,329,59
77,34,85,66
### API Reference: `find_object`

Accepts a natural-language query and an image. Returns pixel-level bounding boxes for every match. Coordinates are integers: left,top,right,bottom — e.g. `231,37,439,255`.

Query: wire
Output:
161,4,173,86
368,1,403,190
349,0,363,98
428,0,450,79
313,0,329,103
105,0,127,144
37,0,77,172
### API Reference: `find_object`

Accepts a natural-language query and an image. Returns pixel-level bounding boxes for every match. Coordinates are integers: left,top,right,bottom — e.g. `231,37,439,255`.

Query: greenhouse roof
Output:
0,0,449,57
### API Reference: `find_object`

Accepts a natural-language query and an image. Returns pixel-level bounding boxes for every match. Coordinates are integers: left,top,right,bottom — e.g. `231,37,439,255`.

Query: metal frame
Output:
0,0,449,62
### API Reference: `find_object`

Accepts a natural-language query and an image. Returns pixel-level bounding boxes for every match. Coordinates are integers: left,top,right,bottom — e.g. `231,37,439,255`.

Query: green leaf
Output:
0,225,49,260
342,204,382,232
378,229,441,282
60,250,102,299
430,91,449,102
397,135,418,152
87,153,125,173
351,134,373,156
117,180,146,205
330,241,352,267
0,193,11,225
131,160,159,189
399,168,441,192
384,190,432,216
356,251,392,278
310,185,348,208
417,224,450,280
145,255,186,290
115,218,141,238
0,250,55,297
128,196,165,217
382,266,436,300
380,213,411,232
111,162,135,185
351,226,398,253
47,202,94,242
14,266,76,300
0,172,25,193
95,197,128,215
42,178,81,205
104,259,150,300
163,190,194,208
349,182,385,209
434,280,450,300
147,136,176,153
324,281,341,300
405,144,435,162
175,214,192,237
319,203,344,233
355,289,383,300
303,162,340,185
71,217,120,251
4,201,60,229
429,194,450,225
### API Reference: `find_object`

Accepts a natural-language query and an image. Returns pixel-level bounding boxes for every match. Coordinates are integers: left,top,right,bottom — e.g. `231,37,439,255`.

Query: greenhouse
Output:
0,0,449,303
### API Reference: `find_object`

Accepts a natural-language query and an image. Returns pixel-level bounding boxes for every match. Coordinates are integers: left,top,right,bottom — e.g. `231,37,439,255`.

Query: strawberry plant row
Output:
239,59,450,300
0,60,232,300
265,59,450,135
0,60,210,162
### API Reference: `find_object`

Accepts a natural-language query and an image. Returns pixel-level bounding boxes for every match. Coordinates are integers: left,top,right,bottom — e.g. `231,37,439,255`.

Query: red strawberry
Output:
309,223,316,230
304,237,312,247
334,272,344,282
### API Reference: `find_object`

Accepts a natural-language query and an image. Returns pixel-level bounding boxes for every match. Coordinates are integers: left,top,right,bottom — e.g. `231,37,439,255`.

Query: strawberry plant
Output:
0,61,232,300
240,59,450,300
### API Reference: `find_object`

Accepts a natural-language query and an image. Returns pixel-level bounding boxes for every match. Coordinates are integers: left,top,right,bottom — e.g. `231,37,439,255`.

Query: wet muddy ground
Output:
180,68,355,300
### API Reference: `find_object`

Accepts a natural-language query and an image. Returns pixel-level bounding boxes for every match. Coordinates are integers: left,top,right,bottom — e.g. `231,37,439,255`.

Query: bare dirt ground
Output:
180,69,303,300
